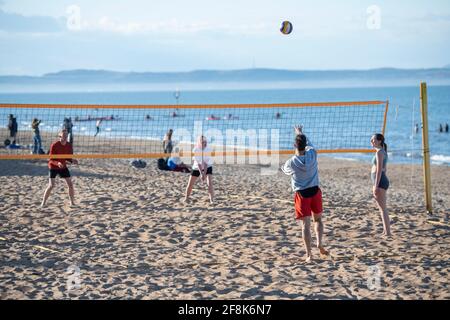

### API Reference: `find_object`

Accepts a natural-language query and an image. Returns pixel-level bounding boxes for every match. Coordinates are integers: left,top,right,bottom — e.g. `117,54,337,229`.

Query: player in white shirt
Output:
184,135,215,204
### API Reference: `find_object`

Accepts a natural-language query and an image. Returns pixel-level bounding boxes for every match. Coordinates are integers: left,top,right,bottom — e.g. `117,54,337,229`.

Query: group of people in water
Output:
146,112,237,121
144,112,283,121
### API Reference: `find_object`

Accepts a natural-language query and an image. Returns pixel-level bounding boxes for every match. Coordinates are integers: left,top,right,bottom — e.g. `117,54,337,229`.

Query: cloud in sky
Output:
0,0,449,75
0,9,65,33
0,3,274,37
81,16,272,36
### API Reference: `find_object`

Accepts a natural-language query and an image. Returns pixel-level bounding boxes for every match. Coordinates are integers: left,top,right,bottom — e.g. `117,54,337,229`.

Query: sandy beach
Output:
2,0,450,303
0,139,449,300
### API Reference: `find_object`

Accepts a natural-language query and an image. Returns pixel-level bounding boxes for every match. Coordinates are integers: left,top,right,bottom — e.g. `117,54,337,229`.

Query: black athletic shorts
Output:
49,168,71,179
191,166,212,177
371,171,389,190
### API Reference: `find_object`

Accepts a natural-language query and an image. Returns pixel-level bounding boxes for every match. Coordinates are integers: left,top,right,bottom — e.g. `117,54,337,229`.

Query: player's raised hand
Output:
294,125,303,135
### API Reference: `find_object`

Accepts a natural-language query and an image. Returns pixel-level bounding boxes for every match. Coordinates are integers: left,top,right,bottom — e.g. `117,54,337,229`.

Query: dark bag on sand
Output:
173,166,191,173
157,158,169,171
131,159,147,169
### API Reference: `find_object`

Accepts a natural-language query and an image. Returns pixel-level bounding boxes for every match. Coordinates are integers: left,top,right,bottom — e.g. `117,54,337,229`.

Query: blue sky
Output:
0,0,449,75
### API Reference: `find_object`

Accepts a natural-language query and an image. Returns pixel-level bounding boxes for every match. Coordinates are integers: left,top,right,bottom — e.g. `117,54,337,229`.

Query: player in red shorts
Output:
41,129,78,207
281,125,329,262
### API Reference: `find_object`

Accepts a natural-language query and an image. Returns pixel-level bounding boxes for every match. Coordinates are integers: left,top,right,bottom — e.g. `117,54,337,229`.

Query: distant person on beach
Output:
163,129,174,154
94,119,102,137
7,114,18,145
281,125,329,262
208,114,220,120
223,114,238,120
172,111,178,118
31,118,43,154
184,135,214,204
275,112,281,119
414,123,419,134
41,129,78,207
370,133,391,237
445,123,449,133
63,117,74,144
145,115,153,120
168,148,191,173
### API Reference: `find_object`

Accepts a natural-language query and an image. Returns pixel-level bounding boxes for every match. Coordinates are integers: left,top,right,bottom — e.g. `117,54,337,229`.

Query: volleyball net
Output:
0,101,388,161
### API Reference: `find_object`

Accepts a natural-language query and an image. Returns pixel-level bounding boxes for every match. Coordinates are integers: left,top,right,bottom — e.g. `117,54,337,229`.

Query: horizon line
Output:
1,65,450,77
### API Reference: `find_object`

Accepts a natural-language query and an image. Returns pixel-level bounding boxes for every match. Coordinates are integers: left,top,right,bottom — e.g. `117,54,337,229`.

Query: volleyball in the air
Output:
280,21,293,35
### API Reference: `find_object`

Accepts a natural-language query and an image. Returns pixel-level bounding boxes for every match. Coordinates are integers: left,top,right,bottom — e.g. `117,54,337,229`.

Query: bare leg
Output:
374,189,391,236
184,175,198,202
41,178,56,207
313,215,329,255
301,217,312,262
206,174,214,204
64,177,75,206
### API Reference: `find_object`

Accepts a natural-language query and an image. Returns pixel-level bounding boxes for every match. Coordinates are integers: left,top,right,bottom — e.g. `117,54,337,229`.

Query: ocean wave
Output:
430,154,450,164
332,157,359,162
403,152,423,159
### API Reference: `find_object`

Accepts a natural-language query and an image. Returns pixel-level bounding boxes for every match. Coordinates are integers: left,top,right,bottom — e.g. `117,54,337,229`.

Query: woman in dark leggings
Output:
370,133,391,237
